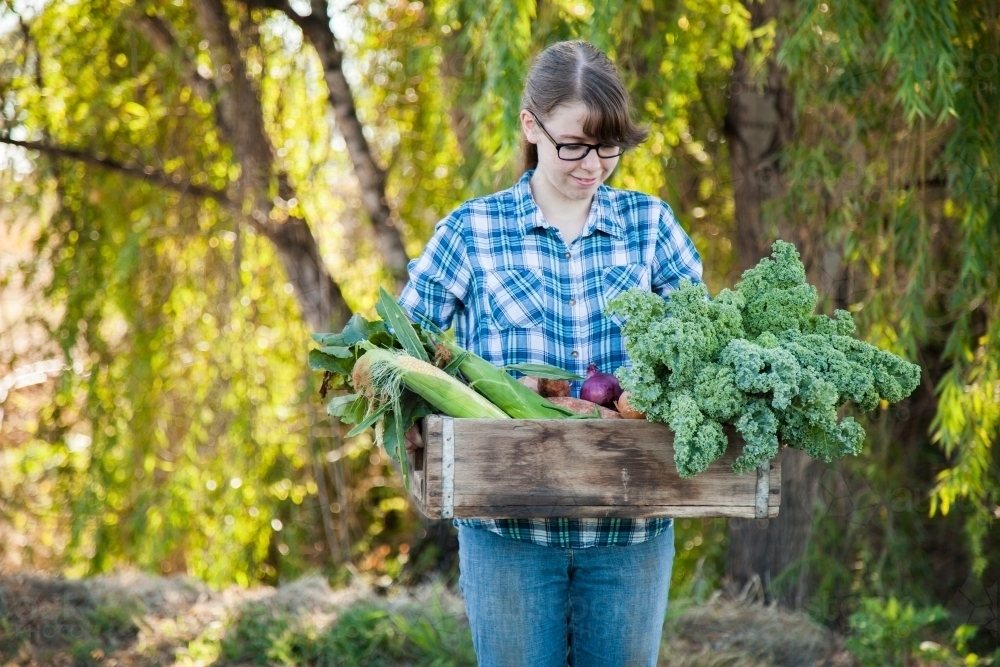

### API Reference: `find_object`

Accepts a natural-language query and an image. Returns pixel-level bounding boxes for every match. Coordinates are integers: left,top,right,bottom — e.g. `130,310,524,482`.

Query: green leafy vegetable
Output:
503,363,585,380
607,240,922,478
376,287,430,362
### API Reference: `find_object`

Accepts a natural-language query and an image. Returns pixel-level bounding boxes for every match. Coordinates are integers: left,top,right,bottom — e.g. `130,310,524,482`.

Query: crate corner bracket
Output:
441,417,455,519
754,459,771,519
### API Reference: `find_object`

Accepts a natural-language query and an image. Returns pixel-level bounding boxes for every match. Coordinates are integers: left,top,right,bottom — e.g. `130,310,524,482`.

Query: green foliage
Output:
1,0,757,588
0,587,143,663
0,0,995,619
608,241,921,477
777,0,1000,576
846,596,997,667
0,0,406,585
218,599,476,667
670,517,728,603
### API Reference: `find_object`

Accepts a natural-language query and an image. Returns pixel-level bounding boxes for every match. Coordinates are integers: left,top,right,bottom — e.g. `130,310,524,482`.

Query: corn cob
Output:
353,348,510,419
433,338,580,419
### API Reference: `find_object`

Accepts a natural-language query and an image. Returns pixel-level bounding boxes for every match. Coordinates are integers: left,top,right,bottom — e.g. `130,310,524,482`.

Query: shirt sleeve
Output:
650,201,703,297
398,214,472,330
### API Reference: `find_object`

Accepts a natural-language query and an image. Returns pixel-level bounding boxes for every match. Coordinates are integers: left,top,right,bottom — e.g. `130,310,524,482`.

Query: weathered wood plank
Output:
452,505,780,519
403,416,783,520
450,420,753,506
420,415,443,514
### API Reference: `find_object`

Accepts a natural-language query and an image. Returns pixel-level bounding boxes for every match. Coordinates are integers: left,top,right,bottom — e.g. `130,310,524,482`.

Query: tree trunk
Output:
722,0,824,608
723,0,796,273
725,449,825,607
191,0,351,331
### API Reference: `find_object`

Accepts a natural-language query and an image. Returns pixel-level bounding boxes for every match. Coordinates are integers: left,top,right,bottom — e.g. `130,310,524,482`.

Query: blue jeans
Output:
457,522,675,667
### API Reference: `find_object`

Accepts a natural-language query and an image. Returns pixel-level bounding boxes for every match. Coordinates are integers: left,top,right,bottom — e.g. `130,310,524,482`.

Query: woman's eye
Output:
560,145,589,158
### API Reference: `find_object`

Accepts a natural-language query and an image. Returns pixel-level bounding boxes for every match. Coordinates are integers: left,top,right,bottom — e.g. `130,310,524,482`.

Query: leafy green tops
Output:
607,241,922,478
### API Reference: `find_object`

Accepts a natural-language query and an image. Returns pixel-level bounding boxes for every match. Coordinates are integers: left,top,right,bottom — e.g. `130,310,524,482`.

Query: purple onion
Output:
580,363,622,408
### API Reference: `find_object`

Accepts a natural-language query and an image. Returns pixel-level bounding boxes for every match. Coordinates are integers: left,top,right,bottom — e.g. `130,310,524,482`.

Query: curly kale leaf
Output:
733,399,780,474
693,363,745,422
736,241,818,338
719,335,802,410
667,393,728,478
607,239,922,477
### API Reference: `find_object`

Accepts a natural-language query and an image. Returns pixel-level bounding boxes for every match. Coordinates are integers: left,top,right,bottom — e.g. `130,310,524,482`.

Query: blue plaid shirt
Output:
399,170,703,548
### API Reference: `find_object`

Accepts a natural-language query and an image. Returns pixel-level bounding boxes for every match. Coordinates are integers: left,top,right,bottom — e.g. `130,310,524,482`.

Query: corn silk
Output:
606,241,921,478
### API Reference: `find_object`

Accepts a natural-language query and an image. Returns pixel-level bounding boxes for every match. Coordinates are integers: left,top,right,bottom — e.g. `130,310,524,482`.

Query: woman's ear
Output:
520,109,539,144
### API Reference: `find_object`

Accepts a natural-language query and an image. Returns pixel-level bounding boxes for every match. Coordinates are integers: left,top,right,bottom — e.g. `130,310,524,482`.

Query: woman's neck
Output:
528,171,593,243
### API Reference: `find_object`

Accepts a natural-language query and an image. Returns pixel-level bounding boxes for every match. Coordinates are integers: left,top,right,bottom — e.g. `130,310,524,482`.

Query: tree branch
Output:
0,135,230,202
131,10,218,106
193,0,351,330
242,0,411,288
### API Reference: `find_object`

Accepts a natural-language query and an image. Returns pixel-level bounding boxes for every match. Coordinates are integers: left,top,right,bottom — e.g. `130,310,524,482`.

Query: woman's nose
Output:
581,149,602,170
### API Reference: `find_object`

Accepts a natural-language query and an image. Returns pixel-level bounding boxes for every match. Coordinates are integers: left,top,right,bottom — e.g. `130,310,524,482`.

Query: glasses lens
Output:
558,145,589,160
596,145,625,158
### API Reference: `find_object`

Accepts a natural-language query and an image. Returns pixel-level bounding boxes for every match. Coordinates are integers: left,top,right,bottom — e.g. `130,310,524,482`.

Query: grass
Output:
19,570,989,667
217,601,475,667
0,573,145,665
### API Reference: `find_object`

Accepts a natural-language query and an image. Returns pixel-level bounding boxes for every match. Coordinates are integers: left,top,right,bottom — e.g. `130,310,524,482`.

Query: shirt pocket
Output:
602,263,651,328
485,268,545,329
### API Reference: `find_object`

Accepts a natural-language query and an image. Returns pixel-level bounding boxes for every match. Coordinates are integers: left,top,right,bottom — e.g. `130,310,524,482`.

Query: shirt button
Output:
568,298,576,306
564,252,571,259
571,350,579,359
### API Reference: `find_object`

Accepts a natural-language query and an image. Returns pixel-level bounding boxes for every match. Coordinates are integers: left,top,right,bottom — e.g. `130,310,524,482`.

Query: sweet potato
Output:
547,396,622,419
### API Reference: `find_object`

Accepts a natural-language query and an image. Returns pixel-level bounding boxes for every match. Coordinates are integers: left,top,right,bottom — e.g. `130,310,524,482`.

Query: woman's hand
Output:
404,424,424,454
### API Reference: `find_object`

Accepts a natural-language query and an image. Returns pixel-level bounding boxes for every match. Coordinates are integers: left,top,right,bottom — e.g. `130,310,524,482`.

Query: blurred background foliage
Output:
0,0,997,656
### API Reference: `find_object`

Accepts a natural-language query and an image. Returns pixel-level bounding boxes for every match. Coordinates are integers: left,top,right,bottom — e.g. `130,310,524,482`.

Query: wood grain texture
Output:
452,505,780,519
403,416,783,520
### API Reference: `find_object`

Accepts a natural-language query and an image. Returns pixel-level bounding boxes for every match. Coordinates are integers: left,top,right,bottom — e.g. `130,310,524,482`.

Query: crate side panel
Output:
451,505,763,519
450,420,759,508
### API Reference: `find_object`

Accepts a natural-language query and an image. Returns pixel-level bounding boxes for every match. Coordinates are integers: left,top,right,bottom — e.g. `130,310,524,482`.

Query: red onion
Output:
580,363,622,408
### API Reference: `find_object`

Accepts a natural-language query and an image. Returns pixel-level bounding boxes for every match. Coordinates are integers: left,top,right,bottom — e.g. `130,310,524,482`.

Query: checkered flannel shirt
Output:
399,169,703,548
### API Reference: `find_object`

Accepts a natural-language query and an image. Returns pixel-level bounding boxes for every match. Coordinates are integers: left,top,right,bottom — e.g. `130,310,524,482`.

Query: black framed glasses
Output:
528,110,625,161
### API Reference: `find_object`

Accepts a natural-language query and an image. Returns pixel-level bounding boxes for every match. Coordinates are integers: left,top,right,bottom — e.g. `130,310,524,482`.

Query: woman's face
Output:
521,102,620,202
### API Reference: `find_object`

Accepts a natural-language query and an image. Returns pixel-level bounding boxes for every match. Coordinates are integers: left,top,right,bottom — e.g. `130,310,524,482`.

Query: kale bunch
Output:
606,240,921,478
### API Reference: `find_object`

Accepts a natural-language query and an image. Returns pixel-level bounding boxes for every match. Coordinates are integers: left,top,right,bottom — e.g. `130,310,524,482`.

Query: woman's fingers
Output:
404,424,423,453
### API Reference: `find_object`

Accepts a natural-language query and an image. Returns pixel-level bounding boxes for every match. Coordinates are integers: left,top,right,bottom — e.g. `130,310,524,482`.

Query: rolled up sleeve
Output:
651,202,703,297
398,216,472,330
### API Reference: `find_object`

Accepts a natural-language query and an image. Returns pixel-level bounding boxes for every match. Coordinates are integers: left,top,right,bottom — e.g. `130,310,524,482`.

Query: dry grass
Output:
660,592,857,667
0,569,467,666
0,569,858,667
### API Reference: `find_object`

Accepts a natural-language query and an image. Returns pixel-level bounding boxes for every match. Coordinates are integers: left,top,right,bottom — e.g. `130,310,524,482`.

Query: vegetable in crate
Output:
580,363,623,407
606,240,921,478
309,288,592,480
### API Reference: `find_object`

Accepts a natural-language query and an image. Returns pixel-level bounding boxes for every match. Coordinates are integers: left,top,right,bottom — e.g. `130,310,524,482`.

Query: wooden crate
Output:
403,415,781,520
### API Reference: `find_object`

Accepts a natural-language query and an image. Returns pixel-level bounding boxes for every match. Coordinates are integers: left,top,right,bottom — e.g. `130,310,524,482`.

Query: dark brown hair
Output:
521,40,648,172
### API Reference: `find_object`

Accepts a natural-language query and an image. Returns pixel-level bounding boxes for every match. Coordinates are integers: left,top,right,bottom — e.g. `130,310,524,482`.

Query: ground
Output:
0,569,859,667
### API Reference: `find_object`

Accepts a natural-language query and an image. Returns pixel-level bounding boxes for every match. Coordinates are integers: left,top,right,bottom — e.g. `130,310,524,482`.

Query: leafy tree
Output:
0,2,996,635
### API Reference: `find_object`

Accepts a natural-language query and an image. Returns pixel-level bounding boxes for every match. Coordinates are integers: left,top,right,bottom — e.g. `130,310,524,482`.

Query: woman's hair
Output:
521,40,648,172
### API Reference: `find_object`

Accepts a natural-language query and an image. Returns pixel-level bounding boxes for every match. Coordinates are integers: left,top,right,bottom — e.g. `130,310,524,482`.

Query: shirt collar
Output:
514,170,624,240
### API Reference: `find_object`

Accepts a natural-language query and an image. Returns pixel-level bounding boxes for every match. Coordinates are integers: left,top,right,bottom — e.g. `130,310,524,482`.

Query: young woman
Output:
400,40,703,667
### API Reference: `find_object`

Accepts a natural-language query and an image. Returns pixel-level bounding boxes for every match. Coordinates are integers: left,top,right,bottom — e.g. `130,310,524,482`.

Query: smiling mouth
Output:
573,175,598,186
